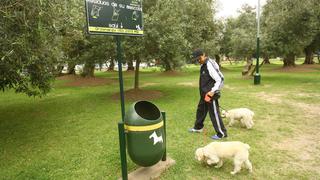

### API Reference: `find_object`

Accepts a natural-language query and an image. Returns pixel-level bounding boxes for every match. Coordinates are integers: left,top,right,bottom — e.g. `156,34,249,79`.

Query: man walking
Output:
189,49,227,140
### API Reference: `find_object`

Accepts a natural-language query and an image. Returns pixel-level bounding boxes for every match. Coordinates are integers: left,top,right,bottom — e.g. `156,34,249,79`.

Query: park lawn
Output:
1,61,320,179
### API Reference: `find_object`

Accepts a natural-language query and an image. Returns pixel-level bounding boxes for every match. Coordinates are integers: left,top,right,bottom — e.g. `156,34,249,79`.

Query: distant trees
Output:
142,0,219,71
1,0,220,96
1,0,319,96
220,0,320,67
261,0,320,67
222,5,257,62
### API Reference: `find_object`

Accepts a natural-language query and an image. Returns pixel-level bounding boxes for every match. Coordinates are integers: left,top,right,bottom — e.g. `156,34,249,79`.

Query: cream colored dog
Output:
195,141,253,175
221,108,254,129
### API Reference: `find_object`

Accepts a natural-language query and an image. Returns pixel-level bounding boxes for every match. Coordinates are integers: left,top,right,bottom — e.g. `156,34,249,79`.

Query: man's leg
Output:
193,98,208,130
208,99,227,138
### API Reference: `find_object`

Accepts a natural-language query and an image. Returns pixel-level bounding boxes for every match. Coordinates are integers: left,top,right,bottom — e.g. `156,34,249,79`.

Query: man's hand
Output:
207,91,214,97
204,91,214,103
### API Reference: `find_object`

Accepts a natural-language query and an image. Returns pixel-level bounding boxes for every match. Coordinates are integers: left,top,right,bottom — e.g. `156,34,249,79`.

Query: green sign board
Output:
85,0,143,36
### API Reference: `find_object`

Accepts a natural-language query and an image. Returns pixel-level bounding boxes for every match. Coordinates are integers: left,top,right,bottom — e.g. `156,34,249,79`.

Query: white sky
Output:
216,0,267,18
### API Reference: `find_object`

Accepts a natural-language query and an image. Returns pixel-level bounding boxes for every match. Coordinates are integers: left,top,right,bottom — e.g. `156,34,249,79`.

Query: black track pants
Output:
194,98,227,138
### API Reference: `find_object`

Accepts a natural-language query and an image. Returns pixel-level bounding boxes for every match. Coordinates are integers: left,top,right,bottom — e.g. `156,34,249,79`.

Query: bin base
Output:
119,157,175,180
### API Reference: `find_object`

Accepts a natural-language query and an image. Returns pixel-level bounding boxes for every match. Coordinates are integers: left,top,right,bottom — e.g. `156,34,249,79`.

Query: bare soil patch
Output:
140,83,160,88
111,89,163,101
158,70,184,76
263,91,320,172
273,64,320,73
255,91,284,104
177,82,197,87
57,75,113,87
273,125,320,172
223,84,236,90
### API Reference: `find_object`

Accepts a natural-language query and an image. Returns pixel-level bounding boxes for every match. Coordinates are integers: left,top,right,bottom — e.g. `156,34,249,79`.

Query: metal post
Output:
116,36,127,180
118,122,128,180
161,111,166,161
254,0,261,85
115,36,126,121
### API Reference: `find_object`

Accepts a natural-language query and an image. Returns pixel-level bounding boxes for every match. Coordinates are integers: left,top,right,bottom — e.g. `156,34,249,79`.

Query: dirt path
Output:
255,91,320,173
57,75,114,87
111,89,163,101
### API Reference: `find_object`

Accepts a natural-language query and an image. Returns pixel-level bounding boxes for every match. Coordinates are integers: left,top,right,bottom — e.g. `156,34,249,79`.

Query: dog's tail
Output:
244,143,250,150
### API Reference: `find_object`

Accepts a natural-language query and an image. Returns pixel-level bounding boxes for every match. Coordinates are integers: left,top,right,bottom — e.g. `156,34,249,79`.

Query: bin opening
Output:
134,101,161,120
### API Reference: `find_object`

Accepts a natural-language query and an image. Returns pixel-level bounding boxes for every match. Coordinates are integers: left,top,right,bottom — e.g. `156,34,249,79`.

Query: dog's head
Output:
206,154,220,165
195,147,205,161
221,110,228,118
196,146,220,165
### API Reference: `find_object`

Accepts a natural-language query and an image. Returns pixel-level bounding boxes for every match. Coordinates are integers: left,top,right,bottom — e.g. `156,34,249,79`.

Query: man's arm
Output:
207,59,224,95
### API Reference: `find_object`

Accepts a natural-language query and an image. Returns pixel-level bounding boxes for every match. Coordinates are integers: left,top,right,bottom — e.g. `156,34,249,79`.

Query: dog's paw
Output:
230,171,237,175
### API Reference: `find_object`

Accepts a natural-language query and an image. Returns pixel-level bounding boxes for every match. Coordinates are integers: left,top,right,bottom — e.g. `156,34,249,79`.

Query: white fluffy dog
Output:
221,108,254,129
195,141,253,175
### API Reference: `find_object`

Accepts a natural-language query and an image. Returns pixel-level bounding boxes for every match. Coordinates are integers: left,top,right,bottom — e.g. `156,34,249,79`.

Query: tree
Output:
303,0,320,64
220,19,234,62
183,0,220,63
0,1,64,96
59,0,86,75
79,36,115,77
229,5,257,61
303,33,320,64
144,0,188,71
123,36,145,89
262,0,318,67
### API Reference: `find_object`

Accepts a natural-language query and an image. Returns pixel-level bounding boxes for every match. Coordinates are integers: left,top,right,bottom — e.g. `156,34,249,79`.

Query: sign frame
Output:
85,0,144,36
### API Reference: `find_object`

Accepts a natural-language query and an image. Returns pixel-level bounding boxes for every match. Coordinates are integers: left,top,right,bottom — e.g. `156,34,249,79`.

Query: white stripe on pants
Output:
213,100,225,137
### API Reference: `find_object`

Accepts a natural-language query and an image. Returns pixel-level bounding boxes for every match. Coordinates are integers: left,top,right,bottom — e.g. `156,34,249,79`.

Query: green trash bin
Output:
124,101,165,167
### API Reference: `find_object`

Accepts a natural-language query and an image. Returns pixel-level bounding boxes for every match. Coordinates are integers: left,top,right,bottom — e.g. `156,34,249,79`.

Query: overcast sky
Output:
216,0,267,18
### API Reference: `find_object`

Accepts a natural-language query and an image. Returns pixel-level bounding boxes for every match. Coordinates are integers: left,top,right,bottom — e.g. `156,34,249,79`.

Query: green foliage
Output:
1,0,221,96
79,36,115,77
183,0,220,58
2,0,319,96
0,0,62,96
144,0,188,71
262,0,319,65
227,5,257,60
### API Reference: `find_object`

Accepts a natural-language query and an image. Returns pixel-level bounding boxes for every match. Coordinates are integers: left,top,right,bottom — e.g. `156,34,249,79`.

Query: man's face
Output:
197,54,206,64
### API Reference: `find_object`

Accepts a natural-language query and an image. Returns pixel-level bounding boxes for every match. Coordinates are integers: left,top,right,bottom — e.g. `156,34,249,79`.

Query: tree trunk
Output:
163,59,172,71
214,54,221,67
263,55,270,64
67,63,76,75
242,57,253,76
283,53,295,67
226,56,232,65
127,59,134,71
55,65,64,76
82,62,95,77
303,47,314,64
108,60,115,71
134,58,141,89
98,62,103,71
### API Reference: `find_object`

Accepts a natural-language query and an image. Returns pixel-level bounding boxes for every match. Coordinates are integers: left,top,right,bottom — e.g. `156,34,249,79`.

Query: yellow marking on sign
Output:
89,26,143,35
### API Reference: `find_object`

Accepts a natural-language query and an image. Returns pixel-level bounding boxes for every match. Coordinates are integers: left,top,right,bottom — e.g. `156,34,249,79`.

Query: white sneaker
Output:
188,128,203,133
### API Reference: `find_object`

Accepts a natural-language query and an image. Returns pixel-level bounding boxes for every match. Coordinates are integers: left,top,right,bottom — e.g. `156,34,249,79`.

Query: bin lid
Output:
124,101,162,126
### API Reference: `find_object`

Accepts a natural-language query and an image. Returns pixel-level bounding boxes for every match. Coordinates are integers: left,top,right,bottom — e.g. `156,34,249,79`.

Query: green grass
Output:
1,61,320,179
